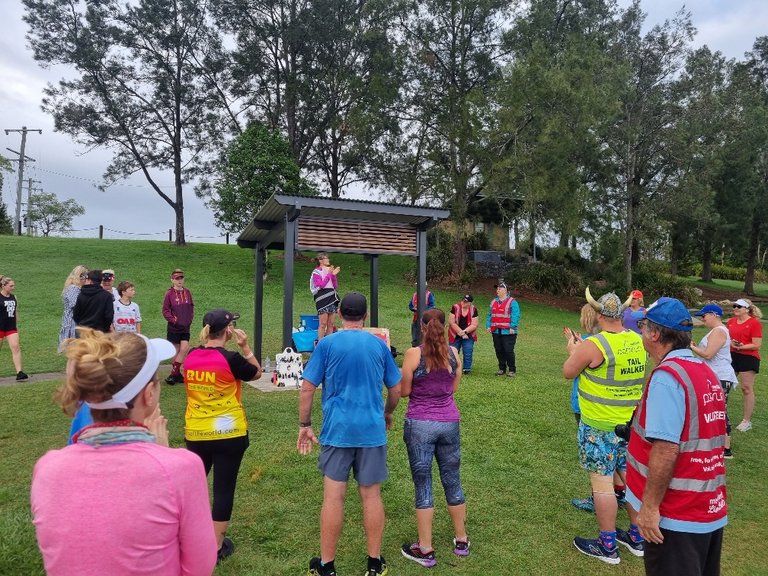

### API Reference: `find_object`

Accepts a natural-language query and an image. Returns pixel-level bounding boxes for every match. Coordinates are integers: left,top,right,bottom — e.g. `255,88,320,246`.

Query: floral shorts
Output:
577,421,627,477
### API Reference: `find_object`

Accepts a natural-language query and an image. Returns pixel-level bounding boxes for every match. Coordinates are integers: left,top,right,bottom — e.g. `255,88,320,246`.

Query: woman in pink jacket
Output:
31,329,217,576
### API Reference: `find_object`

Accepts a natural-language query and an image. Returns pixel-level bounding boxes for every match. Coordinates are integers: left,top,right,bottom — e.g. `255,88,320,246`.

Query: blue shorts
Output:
318,445,388,486
577,421,627,477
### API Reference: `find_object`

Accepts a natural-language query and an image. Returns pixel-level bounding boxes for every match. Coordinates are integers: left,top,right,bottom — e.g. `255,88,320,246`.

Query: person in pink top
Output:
310,252,340,340
31,329,217,576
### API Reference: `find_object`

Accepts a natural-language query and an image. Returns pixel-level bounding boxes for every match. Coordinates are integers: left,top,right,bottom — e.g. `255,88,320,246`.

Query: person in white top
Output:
113,281,142,333
690,303,737,458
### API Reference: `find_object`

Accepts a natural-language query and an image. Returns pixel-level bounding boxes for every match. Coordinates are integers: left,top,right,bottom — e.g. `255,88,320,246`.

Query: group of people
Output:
562,286,759,575
16,255,761,576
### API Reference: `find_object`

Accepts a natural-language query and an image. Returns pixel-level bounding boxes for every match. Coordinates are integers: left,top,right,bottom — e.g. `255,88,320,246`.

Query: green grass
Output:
1,236,767,575
686,276,768,299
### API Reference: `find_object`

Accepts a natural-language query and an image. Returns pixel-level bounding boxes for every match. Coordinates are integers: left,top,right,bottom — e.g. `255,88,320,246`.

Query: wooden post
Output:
99,225,103,239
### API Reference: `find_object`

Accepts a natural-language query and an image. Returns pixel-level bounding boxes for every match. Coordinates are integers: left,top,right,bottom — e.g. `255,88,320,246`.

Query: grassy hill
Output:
0,236,766,575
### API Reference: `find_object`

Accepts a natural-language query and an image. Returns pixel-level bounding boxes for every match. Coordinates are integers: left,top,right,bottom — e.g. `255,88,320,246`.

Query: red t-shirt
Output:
727,316,762,359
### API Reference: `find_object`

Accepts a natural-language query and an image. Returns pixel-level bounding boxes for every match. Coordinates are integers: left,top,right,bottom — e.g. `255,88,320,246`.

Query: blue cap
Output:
631,297,693,331
694,304,723,317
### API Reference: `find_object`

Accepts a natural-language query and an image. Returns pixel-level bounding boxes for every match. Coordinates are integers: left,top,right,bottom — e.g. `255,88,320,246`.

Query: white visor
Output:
86,335,176,410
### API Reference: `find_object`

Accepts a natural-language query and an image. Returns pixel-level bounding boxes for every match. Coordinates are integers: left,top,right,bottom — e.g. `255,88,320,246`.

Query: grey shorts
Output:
318,445,388,486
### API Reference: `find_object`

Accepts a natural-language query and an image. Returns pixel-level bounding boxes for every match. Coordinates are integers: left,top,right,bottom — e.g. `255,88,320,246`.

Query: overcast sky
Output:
1,0,766,244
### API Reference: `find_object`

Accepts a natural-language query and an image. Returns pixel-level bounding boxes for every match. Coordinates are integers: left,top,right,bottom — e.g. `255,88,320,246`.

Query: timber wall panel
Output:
297,216,417,255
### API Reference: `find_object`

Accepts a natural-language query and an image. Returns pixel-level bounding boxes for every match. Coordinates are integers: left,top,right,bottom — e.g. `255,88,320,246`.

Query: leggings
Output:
404,418,465,509
185,434,249,522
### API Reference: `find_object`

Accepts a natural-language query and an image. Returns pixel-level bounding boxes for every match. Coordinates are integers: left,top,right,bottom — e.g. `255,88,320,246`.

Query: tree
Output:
204,122,316,233
23,0,231,245
27,192,85,237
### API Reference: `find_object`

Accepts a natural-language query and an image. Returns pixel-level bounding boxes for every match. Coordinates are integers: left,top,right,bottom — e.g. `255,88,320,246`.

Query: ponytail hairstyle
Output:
197,324,227,344
579,304,598,335
420,308,450,372
744,298,764,319
56,329,149,423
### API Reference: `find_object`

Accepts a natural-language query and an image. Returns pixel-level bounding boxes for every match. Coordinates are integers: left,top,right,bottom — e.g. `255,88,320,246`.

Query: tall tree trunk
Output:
701,235,713,282
529,211,537,263
744,213,761,295
623,188,634,290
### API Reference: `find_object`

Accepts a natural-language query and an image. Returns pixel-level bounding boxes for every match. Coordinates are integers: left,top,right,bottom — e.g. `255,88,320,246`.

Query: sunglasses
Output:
733,304,745,309
102,274,114,280
637,319,647,330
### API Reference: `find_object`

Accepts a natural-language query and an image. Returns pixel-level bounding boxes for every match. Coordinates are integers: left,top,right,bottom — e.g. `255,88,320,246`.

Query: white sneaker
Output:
736,421,752,432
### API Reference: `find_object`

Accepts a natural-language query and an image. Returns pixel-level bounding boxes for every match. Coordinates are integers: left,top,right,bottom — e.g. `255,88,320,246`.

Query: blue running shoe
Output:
573,536,620,565
616,528,644,557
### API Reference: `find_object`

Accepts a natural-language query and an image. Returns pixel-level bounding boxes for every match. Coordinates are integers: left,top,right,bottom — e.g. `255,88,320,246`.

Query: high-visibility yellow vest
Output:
579,330,646,431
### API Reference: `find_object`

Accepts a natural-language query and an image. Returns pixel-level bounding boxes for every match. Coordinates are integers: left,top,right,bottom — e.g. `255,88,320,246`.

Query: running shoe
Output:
16,371,29,381
495,370,506,376
573,536,620,565
616,528,644,557
724,448,734,459
453,537,471,557
308,557,337,576
216,538,235,563
401,543,437,568
736,420,752,432
364,556,388,576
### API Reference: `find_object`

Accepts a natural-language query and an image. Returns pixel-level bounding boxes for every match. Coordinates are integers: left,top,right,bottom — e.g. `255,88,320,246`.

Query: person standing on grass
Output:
486,281,520,376
298,292,401,576
563,287,645,565
162,268,194,384
73,270,114,333
691,304,737,458
59,265,88,351
448,294,478,375
113,281,142,333
0,275,28,381
727,298,762,433
627,298,727,576
310,252,341,341
183,309,261,563
400,308,469,568
409,284,435,346
32,329,217,576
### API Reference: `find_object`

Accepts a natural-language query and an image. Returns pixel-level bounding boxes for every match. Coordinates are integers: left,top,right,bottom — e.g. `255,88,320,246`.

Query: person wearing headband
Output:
183,309,261,563
31,329,217,576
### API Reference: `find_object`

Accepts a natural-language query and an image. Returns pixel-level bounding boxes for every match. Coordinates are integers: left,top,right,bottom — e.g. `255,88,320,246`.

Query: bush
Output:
541,246,587,269
631,267,700,307
515,263,584,296
690,263,768,284
465,231,489,251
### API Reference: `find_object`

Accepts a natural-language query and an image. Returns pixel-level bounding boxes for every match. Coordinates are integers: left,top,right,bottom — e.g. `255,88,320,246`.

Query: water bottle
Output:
264,357,272,372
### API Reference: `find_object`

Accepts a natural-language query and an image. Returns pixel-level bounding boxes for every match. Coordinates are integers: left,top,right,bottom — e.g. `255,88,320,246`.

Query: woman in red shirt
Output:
727,298,763,433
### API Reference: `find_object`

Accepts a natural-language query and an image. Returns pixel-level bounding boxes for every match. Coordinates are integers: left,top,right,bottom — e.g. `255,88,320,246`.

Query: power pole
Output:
24,178,42,236
4,126,42,235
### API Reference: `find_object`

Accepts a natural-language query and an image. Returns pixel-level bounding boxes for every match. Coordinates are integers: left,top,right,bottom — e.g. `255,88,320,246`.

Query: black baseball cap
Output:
340,292,367,318
463,294,473,302
203,309,240,332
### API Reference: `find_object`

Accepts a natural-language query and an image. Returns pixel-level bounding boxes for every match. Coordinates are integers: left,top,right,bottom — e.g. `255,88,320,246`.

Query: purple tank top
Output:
405,349,460,422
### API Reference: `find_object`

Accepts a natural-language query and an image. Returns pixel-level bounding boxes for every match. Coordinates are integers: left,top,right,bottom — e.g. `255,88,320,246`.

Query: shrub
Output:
690,263,768,284
541,246,587,269
465,231,489,251
631,269,700,307
515,263,584,296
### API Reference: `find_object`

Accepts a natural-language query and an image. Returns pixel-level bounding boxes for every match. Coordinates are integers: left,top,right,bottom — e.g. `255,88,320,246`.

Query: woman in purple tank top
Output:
399,308,470,568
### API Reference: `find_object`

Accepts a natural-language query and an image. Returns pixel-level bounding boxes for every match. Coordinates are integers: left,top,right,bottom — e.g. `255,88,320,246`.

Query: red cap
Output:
631,290,643,299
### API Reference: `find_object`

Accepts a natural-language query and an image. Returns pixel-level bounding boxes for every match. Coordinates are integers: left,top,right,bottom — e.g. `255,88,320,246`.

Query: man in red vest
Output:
408,285,435,346
627,297,727,576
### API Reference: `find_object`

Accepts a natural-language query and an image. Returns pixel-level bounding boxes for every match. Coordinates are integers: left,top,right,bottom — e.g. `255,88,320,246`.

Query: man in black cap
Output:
298,291,401,576
72,270,114,333
448,293,479,374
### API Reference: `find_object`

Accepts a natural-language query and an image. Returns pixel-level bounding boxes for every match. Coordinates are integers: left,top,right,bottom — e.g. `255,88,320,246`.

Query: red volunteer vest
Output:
627,358,727,525
449,303,478,343
490,297,513,330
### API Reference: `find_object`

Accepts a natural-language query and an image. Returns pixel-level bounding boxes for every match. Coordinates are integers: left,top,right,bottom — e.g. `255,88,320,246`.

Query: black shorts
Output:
166,331,190,344
731,352,760,374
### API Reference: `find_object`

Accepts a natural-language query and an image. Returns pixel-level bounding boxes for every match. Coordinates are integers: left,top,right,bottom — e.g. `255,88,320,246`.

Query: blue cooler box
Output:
293,330,318,352
300,314,320,330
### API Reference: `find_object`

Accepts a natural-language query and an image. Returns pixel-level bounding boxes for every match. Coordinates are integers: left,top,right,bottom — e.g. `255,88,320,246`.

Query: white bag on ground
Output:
274,347,303,388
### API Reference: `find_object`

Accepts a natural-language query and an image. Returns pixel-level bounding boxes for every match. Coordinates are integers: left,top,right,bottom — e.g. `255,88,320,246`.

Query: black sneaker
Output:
16,371,29,381
365,556,389,576
724,448,734,459
164,374,177,385
401,542,437,567
217,537,235,563
573,536,620,565
616,528,644,557
308,557,337,576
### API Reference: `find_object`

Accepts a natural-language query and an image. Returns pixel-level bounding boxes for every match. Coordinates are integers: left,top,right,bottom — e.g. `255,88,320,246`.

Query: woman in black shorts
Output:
0,276,28,380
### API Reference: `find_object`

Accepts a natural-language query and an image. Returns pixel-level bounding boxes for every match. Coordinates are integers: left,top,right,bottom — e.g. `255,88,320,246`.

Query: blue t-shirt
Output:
302,330,401,448
626,349,728,533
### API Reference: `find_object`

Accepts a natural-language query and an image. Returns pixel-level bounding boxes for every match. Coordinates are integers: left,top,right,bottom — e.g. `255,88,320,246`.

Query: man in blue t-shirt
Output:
298,292,401,576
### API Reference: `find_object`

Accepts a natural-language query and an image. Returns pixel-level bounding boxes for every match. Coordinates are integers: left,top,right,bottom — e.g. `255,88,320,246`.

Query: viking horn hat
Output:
585,286,632,319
